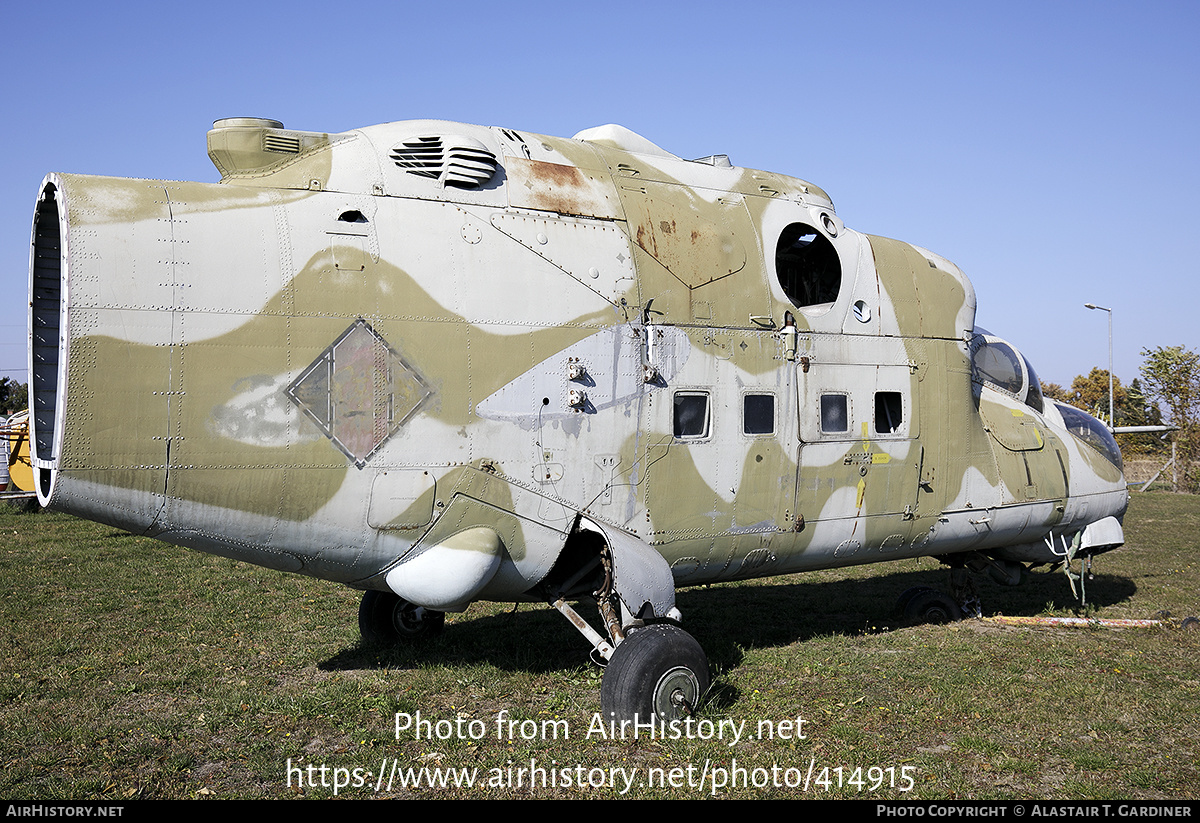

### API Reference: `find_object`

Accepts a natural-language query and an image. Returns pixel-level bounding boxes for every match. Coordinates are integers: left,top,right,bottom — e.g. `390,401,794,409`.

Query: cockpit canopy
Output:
970,329,1123,470
1055,402,1124,470
969,329,1044,413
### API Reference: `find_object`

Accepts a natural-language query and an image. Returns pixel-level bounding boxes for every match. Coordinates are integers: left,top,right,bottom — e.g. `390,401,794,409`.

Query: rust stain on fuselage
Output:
506,157,617,219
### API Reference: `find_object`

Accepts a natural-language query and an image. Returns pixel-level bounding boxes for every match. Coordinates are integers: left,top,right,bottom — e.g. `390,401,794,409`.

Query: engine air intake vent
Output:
389,135,498,189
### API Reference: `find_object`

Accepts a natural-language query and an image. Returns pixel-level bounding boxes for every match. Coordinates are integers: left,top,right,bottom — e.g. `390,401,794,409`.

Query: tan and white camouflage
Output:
27,117,1128,719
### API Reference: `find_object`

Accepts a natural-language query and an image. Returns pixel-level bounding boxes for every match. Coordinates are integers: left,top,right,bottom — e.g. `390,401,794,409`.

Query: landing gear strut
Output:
545,520,709,722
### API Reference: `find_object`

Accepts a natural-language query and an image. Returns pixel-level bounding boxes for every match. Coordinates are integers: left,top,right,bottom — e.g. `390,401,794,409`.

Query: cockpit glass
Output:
971,334,1046,413
972,340,1023,395
1022,355,1044,413
1055,402,1123,470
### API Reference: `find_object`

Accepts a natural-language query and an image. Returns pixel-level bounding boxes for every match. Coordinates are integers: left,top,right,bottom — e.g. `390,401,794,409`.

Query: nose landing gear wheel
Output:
895,586,935,616
902,589,962,624
359,590,445,644
600,624,709,722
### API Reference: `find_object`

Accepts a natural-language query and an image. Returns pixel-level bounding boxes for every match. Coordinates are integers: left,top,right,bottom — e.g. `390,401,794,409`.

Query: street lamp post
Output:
1084,303,1114,428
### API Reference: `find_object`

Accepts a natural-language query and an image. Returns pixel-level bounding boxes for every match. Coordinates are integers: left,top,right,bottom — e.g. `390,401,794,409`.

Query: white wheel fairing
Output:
385,526,503,611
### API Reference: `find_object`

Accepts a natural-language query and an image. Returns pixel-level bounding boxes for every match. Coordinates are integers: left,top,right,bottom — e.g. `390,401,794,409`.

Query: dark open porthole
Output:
775,222,841,308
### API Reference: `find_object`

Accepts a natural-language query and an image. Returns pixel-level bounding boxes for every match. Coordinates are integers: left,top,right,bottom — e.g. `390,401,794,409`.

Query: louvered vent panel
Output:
389,135,497,189
263,133,301,154
390,136,444,178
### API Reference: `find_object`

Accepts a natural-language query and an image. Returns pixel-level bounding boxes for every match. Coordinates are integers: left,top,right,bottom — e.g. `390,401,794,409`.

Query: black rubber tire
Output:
895,586,935,616
600,624,709,723
1181,616,1199,632
903,589,962,624
358,590,445,644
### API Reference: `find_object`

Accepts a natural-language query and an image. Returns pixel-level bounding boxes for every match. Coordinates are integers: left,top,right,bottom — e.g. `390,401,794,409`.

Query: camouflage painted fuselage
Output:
28,118,1127,612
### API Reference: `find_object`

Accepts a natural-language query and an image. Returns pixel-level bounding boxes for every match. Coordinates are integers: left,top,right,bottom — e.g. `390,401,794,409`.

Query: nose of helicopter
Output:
969,329,1128,556
1050,399,1129,533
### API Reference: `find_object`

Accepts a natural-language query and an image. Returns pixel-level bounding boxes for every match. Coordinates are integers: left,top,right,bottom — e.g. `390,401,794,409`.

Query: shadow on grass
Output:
318,563,1138,680
684,565,1138,669
320,603,584,675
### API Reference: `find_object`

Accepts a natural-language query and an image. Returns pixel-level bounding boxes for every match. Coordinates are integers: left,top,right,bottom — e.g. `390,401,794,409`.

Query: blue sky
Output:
2,0,1196,396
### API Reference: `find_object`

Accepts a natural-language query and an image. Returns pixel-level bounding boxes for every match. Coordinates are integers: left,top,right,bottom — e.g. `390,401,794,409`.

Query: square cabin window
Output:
744,393,775,435
673,392,710,439
820,393,849,433
874,391,903,434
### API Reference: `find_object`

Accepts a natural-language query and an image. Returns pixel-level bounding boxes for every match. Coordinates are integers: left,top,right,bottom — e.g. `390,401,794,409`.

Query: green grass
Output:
1,493,1197,799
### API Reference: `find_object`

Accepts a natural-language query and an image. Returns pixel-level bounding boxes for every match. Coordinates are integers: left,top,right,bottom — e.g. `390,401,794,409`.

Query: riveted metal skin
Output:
27,117,1127,633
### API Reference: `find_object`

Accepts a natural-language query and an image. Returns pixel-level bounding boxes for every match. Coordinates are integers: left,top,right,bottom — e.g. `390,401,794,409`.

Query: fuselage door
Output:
794,339,922,558
639,326,800,583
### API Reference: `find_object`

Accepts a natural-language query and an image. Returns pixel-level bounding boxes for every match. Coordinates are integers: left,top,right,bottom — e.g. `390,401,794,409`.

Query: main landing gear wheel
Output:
600,624,709,723
358,590,445,644
902,589,962,624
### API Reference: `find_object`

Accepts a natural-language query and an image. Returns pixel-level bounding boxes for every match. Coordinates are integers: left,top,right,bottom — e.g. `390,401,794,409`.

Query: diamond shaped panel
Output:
287,319,429,468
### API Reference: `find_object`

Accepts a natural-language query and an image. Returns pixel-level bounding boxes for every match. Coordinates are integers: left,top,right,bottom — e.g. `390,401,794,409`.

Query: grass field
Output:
1,493,1197,799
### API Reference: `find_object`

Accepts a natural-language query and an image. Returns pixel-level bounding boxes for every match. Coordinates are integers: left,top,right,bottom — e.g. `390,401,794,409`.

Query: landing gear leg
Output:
546,518,709,722
949,567,982,619
552,588,710,722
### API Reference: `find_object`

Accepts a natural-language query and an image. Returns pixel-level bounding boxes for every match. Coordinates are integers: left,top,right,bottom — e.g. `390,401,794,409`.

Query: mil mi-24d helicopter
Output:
27,117,1129,721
